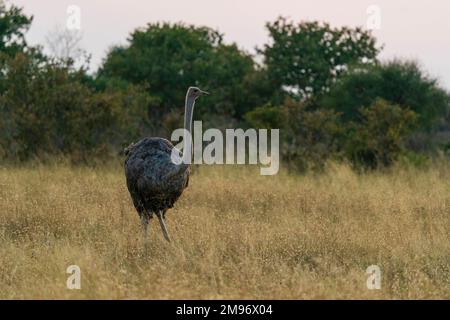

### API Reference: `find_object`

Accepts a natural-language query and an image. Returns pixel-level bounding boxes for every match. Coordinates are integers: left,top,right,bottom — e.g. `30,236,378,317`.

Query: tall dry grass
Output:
0,162,449,299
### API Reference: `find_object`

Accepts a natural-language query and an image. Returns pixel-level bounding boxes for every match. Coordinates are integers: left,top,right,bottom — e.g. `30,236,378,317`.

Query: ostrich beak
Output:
200,90,210,95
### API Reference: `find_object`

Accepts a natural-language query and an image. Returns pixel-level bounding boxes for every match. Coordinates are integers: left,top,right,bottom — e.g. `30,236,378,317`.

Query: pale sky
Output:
11,0,450,90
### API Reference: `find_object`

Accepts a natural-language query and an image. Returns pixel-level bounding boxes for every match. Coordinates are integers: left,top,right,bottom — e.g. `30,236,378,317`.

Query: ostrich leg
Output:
156,210,171,242
140,213,150,239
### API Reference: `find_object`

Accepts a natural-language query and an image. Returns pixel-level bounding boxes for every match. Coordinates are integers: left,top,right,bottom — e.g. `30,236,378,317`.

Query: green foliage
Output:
98,22,262,120
0,2,33,59
245,100,342,172
1,8,449,170
261,17,380,99
281,100,342,172
321,60,450,129
281,101,341,171
244,104,284,129
0,53,152,161
344,99,418,168
397,151,430,169
0,2,45,94
246,98,419,171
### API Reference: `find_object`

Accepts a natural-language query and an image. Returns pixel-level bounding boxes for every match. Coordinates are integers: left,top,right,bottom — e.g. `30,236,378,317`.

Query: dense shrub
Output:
246,100,342,172
0,53,152,162
344,98,418,168
1,3,449,169
321,60,450,130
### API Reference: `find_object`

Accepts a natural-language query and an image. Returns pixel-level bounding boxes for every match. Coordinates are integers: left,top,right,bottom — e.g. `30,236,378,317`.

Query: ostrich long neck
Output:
184,95,195,135
183,95,195,159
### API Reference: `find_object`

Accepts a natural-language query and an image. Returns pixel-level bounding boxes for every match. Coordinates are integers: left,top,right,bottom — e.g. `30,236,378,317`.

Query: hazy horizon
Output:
11,0,450,90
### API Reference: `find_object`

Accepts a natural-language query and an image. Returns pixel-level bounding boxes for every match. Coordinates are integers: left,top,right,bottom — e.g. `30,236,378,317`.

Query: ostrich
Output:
124,87,209,242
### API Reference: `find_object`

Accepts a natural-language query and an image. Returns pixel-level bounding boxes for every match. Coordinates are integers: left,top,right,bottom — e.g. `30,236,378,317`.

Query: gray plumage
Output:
124,87,209,241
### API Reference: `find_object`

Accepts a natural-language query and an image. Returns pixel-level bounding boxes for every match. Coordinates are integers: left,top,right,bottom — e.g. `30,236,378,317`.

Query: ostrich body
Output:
124,87,208,241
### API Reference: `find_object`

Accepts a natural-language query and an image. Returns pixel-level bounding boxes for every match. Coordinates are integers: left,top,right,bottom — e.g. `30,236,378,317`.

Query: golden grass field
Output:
0,162,449,299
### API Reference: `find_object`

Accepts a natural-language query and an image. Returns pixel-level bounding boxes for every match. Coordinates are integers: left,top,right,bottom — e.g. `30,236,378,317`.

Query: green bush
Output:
344,98,418,169
321,60,449,130
245,100,342,172
0,53,152,162
98,22,263,120
1,4,449,169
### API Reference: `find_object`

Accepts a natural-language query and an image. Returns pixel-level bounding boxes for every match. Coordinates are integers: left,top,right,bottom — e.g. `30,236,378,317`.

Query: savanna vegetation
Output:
1,163,449,299
1,2,450,300
1,2,449,170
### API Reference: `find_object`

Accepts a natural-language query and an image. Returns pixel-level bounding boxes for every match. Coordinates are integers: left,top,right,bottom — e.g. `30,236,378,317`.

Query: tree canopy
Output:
0,1,33,58
1,5,449,169
261,17,380,100
98,22,259,119
321,60,450,129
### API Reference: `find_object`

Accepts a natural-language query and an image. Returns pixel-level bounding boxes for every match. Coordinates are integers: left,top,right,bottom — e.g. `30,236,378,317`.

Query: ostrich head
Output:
187,86,209,100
